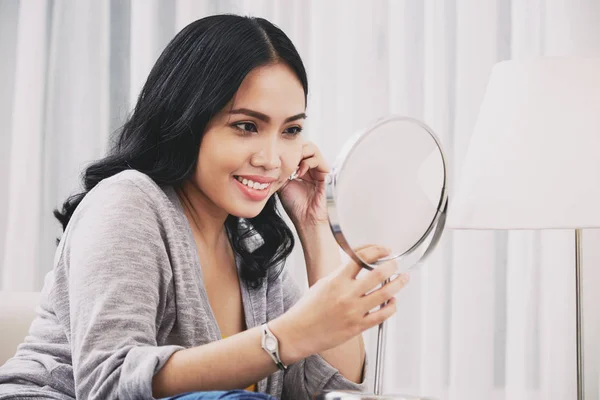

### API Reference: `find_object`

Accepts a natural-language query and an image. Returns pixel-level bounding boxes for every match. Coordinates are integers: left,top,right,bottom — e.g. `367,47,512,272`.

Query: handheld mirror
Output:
319,115,449,400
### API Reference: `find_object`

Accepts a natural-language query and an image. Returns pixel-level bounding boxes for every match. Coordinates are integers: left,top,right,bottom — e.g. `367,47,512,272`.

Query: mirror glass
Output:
328,117,447,272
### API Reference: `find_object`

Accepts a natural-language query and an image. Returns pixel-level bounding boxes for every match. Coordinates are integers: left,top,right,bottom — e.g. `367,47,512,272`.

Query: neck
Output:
176,181,230,251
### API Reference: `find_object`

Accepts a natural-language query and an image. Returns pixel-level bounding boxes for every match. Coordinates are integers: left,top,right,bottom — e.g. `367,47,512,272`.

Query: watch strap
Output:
260,323,288,371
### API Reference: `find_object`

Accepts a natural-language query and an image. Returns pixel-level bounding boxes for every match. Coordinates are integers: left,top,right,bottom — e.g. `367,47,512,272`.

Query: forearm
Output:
152,322,300,398
298,223,366,383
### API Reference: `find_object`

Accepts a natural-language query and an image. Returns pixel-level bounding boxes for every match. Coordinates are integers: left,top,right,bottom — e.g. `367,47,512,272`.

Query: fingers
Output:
296,143,330,180
355,256,398,294
353,243,383,253
342,245,391,279
361,273,409,313
363,296,397,327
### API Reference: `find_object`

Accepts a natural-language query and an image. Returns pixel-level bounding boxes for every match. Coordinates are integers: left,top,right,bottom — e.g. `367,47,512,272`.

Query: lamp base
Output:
314,391,435,400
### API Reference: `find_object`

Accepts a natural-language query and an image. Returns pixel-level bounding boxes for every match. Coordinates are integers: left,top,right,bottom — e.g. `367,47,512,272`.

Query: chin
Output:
231,210,262,219
226,189,277,219
228,203,268,220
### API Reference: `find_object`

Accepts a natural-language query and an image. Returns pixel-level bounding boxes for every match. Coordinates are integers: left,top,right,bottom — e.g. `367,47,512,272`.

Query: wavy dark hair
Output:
54,15,307,289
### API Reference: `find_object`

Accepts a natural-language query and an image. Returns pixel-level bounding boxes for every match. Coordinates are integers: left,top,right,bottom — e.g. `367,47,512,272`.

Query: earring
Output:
289,168,299,181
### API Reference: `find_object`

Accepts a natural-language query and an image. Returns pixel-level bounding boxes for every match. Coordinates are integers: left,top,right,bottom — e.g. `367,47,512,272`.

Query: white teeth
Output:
236,176,270,191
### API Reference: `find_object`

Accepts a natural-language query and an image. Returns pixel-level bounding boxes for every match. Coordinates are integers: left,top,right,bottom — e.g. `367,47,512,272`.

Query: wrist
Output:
296,221,331,238
268,314,312,365
297,223,341,284
297,223,337,259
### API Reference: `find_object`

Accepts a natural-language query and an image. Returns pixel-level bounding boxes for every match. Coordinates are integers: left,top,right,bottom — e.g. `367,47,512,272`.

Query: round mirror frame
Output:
325,115,449,272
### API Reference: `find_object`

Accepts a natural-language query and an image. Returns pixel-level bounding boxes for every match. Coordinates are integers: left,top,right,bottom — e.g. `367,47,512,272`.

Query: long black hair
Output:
54,15,308,288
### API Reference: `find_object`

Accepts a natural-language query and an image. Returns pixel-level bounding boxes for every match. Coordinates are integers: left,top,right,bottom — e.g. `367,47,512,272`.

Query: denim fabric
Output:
165,390,277,400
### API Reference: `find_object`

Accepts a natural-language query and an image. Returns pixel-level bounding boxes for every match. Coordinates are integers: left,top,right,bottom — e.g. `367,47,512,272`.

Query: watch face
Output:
265,336,277,352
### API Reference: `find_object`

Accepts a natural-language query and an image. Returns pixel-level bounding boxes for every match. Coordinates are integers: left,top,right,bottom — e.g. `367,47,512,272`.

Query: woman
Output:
0,15,408,400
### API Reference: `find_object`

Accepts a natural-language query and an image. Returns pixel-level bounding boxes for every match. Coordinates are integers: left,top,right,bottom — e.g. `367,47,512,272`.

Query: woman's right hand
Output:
270,245,410,363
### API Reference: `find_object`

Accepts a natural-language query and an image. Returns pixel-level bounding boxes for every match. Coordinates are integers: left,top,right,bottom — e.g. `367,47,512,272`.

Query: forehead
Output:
229,63,305,119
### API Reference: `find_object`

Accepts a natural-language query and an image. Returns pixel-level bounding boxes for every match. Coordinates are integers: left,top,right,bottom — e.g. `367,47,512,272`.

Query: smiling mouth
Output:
234,176,272,191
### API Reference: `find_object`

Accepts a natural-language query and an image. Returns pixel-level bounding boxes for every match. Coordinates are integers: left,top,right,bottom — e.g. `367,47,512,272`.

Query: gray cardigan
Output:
0,170,366,400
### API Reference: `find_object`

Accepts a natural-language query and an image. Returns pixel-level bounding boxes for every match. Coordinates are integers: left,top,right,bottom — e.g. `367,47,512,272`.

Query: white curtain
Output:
1,1,600,399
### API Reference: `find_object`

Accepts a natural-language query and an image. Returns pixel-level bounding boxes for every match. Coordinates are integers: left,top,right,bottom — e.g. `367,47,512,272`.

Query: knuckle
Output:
356,320,367,333
342,262,357,276
392,277,406,291
385,261,397,275
383,285,395,299
363,313,376,329
395,279,408,291
354,244,372,253
351,319,364,335
386,305,396,318
337,293,354,310
340,296,353,309
344,313,362,335
373,268,386,282
389,301,397,314
357,247,377,260
331,268,345,282
332,296,345,310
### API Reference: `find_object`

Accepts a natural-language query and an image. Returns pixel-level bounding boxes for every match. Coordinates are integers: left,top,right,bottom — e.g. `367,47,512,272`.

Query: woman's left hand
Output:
278,142,330,228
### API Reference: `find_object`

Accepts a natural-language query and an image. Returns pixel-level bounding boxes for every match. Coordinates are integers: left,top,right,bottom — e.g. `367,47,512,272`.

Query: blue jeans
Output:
165,390,277,400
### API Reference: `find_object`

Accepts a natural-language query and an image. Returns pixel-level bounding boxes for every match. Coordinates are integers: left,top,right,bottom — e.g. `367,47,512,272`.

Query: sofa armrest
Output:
0,291,41,365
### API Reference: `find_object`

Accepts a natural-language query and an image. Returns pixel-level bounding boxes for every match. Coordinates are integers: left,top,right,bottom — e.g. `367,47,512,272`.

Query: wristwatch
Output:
260,323,288,371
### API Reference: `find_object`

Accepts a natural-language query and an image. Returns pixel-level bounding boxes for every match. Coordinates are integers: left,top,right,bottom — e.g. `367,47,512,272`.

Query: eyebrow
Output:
229,108,307,124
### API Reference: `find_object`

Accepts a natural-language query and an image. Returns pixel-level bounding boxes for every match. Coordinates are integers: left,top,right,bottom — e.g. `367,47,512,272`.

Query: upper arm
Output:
68,180,169,345
62,180,181,399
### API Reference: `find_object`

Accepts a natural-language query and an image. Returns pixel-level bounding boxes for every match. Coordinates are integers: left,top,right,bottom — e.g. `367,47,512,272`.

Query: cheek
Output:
194,148,238,197
281,143,303,174
198,137,247,177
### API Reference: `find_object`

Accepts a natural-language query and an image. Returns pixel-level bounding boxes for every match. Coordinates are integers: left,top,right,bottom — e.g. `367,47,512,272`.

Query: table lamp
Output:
447,57,600,400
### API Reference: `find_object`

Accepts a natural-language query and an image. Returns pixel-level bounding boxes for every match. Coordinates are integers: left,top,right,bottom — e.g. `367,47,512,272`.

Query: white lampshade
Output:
448,57,600,230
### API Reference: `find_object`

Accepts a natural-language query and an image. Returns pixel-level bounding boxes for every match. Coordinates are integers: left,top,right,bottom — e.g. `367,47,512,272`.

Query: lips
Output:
234,176,272,191
234,175,278,184
233,176,272,202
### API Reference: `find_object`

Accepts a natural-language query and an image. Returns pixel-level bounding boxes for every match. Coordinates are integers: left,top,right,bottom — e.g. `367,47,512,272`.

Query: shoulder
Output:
58,170,176,272
60,170,178,254
85,169,167,207
72,170,172,225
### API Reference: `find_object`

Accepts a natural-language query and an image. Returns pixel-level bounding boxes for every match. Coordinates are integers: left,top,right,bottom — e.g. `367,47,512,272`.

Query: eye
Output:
283,126,303,137
233,122,258,134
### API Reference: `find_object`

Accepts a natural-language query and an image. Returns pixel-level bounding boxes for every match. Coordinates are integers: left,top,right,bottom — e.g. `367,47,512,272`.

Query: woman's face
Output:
193,62,306,219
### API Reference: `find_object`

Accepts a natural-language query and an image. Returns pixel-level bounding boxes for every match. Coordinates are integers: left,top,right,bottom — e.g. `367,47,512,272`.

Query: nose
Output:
250,136,281,170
